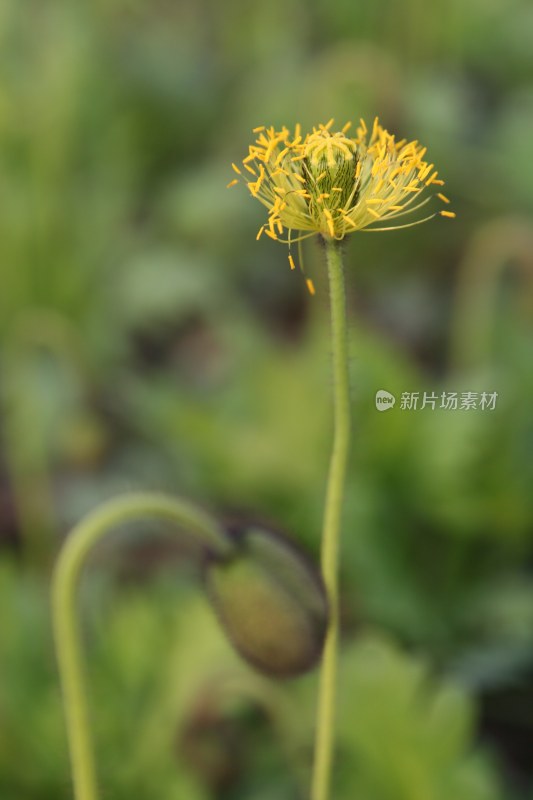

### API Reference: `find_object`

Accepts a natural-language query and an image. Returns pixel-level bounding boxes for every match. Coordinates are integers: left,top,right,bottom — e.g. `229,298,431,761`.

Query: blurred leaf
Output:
335,635,501,800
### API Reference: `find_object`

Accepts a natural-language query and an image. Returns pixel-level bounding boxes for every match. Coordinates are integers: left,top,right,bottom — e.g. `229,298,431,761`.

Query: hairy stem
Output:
311,240,351,800
51,492,232,800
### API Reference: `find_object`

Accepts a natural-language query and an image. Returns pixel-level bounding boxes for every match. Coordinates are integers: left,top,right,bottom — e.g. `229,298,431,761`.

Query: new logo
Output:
375,390,396,411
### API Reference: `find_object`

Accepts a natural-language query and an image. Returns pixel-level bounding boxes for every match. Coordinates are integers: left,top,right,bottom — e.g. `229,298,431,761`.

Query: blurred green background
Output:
1,0,533,798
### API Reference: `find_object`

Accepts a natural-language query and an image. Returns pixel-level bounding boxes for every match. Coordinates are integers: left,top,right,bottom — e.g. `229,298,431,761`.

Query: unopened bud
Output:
204,524,328,678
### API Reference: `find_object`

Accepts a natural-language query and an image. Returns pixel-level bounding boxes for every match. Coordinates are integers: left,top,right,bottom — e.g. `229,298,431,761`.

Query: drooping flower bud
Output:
204,524,328,678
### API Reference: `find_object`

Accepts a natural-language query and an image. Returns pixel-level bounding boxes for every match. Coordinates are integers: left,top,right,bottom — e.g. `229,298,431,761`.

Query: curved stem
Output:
51,492,233,800
311,240,351,800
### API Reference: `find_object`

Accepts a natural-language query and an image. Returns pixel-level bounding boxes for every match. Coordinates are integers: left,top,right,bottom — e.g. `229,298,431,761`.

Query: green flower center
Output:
302,131,360,222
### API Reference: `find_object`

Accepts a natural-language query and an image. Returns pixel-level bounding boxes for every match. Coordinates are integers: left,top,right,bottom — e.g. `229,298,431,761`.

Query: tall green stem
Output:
51,492,232,800
311,240,351,800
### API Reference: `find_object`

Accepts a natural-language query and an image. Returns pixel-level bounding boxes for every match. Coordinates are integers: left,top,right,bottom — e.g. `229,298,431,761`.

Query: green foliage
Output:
335,637,502,800
0,563,65,799
1,0,533,796
0,562,506,800
0,560,237,799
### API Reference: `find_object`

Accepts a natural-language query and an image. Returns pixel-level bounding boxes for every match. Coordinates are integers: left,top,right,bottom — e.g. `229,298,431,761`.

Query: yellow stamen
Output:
440,210,456,218
232,119,449,245
255,164,266,191
324,209,335,236
306,278,316,295
341,214,357,228
227,179,239,188
263,140,276,162
288,253,296,270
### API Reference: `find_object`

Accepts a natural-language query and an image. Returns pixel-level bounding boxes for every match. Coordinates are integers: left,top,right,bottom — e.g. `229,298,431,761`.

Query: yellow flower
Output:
228,117,455,257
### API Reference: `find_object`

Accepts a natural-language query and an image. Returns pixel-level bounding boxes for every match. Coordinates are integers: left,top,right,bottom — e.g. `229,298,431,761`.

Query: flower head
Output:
229,117,455,258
